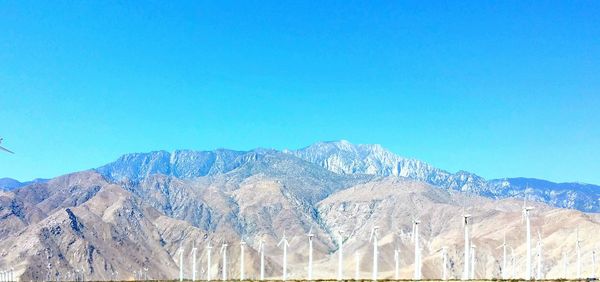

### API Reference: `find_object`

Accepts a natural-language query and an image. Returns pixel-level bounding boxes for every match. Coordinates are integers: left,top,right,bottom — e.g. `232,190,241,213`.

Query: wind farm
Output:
2,162,599,281
1,142,600,282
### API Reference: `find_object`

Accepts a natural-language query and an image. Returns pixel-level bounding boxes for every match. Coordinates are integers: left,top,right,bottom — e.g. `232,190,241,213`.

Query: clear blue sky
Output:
1,1,599,184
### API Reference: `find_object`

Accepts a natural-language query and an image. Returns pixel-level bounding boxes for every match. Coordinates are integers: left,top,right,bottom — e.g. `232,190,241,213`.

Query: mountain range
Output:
0,140,598,281
90,140,600,213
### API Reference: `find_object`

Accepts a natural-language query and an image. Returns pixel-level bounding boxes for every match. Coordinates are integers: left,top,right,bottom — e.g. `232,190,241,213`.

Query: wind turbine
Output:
369,226,380,281
522,199,534,280
461,214,472,281
220,242,229,281
536,231,543,280
179,247,184,282
592,249,597,280
576,228,582,279
337,231,344,281
192,246,198,282
258,237,265,281
470,245,476,280
206,242,213,281
0,138,14,154
442,247,448,281
498,233,507,279
277,232,290,281
307,227,314,280
510,247,516,279
394,247,400,280
355,252,361,281
240,240,246,281
412,220,421,280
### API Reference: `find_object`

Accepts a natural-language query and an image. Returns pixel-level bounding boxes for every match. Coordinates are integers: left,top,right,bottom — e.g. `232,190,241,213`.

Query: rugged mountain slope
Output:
0,178,21,191
96,149,248,183
288,140,600,212
488,177,600,212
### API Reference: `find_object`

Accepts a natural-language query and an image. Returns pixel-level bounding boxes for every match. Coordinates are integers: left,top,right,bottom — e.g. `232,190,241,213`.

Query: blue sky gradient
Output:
1,1,599,183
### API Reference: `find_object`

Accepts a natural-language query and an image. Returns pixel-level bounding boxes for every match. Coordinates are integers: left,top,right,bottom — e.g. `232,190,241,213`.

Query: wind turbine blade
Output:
0,146,14,154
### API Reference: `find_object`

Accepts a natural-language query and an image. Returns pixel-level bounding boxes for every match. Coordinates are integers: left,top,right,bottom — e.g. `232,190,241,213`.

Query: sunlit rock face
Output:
287,140,600,212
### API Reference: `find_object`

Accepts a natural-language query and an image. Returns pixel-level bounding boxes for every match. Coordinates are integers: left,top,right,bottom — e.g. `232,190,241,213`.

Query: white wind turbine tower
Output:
394,247,400,280
536,231,543,280
499,233,507,280
307,227,314,280
240,240,246,281
369,226,380,281
277,232,290,281
220,242,229,281
470,245,476,280
576,228,582,279
192,246,198,282
206,242,213,281
442,247,448,281
179,247,185,282
461,214,472,281
412,220,422,280
258,238,265,281
522,198,534,281
592,249,597,279
355,252,361,281
337,231,344,281
510,247,516,279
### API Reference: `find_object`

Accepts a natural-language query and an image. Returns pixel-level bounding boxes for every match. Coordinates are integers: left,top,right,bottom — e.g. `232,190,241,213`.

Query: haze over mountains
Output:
0,140,598,281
